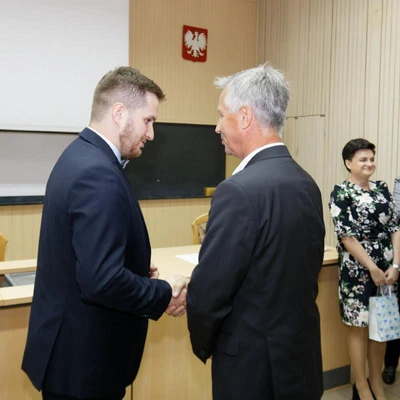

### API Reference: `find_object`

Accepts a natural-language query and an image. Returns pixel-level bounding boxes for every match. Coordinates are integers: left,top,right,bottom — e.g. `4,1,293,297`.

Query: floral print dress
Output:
329,180,400,327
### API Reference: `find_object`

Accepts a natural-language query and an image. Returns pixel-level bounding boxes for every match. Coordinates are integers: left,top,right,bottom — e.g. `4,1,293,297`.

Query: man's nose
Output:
147,125,154,141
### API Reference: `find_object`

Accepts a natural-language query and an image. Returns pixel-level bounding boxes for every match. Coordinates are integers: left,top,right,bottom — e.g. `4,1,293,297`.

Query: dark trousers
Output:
42,389,125,400
384,291,400,368
385,339,400,368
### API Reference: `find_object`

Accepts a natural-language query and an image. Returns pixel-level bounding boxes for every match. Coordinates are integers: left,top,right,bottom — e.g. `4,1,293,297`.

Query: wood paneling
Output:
140,198,211,249
259,0,400,247
317,266,350,371
0,304,132,400
0,306,40,400
0,199,211,261
132,315,212,399
258,0,332,118
284,116,330,234
376,0,400,181
130,0,258,125
0,205,42,260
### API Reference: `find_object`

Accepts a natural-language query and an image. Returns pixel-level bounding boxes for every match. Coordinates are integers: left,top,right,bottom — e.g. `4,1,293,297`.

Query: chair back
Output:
0,233,8,261
191,213,209,244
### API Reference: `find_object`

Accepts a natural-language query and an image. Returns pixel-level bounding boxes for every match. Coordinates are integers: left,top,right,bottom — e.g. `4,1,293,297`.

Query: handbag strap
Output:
377,285,394,296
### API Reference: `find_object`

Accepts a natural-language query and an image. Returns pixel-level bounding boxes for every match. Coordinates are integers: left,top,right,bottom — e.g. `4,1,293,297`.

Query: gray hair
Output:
214,63,290,136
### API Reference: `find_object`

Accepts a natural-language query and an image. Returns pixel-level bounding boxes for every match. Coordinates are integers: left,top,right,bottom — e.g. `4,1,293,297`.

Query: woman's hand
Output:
370,266,386,286
385,266,399,286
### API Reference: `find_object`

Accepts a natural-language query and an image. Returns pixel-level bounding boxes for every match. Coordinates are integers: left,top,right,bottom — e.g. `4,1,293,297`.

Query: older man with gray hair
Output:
187,63,325,400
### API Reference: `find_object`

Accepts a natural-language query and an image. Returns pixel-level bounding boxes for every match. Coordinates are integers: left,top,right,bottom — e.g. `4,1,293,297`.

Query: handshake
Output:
164,274,190,317
149,263,189,318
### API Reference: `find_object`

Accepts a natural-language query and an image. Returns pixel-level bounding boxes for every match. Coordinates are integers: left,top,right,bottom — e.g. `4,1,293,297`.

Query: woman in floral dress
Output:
329,138,400,400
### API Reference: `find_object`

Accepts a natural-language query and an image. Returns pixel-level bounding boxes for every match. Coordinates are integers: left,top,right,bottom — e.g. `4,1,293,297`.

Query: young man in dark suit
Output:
22,67,188,400
187,64,325,399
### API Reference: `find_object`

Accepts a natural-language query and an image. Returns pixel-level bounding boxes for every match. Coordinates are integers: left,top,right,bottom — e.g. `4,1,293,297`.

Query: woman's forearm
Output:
341,236,378,271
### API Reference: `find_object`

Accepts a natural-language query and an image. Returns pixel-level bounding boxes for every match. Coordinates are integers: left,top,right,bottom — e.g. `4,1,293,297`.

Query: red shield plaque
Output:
182,25,208,62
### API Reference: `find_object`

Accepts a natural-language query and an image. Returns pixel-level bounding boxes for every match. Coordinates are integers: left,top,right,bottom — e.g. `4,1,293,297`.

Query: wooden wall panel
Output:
0,199,211,261
324,0,369,246
284,116,329,235
259,0,400,246
285,116,325,192
376,0,400,183
258,0,332,118
317,265,350,371
0,305,132,400
140,198,211,249
0,205,42,260
132,315,212,399
364,0,383,147
0,305,41,400
130,0,258,125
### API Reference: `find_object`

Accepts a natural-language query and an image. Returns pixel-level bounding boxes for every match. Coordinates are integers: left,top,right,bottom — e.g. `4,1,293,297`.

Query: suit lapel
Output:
79,128,149,237
80,127,120,166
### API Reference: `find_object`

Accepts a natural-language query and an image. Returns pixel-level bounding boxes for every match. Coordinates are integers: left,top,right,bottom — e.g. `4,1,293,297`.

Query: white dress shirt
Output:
88,127,129,167
232,142,284,175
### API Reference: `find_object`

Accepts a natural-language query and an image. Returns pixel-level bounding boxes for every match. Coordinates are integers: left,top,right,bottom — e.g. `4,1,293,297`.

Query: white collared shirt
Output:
232,142,284,175
87,126,127,166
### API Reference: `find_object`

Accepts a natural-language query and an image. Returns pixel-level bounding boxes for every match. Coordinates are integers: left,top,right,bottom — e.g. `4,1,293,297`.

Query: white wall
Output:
0,0,128,133
0,132,76,196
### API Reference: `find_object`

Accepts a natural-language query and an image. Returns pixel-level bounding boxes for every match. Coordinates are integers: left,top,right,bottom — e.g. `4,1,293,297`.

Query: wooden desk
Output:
0,258,36,275
0,245,338,307
0,245,345,399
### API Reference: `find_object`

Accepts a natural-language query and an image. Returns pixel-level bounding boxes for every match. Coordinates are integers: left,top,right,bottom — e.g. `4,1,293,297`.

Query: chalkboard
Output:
0,124,225,204
125,123,225,199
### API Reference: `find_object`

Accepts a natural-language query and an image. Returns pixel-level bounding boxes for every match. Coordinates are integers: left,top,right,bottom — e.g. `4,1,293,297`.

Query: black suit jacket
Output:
22,128,172,398
187,145,325,400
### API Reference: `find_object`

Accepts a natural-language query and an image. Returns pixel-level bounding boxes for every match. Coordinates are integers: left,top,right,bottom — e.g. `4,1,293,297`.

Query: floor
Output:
322,371,400,399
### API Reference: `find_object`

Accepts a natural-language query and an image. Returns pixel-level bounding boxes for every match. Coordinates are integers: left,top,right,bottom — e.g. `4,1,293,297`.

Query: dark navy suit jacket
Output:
22,128,172,398
187,145,325,400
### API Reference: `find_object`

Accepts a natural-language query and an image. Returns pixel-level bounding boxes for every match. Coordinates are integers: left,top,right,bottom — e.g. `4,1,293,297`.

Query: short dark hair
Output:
90,67,165,123
342,138,376,172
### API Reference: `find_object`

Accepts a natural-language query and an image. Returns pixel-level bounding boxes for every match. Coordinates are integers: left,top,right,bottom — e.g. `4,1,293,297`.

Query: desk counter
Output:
0,245,338,307
0,245,346,399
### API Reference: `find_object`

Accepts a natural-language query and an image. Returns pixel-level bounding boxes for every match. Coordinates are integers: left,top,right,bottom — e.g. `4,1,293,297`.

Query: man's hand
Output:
149,262,159,279
166,288,187,317
165,274,190,297
164,275,190,317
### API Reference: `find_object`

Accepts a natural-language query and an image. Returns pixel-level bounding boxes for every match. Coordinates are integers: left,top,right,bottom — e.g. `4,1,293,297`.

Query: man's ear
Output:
239,105,253,130
345,159,352,171
111,103,125,125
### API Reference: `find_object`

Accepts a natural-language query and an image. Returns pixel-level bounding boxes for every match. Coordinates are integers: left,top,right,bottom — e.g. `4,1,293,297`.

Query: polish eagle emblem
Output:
182,25,208,62
184,29,207,58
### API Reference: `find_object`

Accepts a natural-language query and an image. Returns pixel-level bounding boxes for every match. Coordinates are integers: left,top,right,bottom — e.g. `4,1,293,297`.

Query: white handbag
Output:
369,286,400,342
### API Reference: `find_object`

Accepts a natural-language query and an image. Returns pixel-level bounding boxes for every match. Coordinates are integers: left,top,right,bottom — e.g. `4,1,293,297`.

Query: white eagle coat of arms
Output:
182,25,208,62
